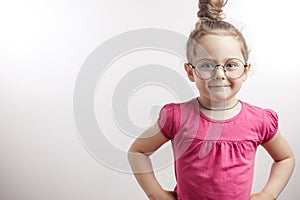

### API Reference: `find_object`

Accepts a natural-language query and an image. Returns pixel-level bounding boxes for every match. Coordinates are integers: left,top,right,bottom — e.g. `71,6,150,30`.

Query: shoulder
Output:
160,98,196,113
241,101,278,119
240,101,279,143
158,98,197,139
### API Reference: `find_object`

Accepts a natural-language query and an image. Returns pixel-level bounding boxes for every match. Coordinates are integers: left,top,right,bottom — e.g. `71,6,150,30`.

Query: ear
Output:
184,63,195,82
242,63,251,82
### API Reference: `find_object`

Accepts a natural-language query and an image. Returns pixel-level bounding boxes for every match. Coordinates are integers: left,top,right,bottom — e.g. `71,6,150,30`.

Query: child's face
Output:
185,34,250,103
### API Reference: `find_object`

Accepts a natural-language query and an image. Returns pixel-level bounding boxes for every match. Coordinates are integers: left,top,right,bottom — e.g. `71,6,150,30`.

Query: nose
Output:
213,65,226,80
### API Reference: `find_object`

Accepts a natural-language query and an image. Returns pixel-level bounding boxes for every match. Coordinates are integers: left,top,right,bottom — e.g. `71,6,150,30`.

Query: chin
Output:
210,94,234,102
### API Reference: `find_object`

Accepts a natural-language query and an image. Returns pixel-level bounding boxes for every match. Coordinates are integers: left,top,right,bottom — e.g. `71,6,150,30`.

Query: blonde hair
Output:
187,0,249,64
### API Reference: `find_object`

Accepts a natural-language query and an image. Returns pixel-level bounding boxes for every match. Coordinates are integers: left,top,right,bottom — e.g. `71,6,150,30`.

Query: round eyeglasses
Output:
187,58,248,80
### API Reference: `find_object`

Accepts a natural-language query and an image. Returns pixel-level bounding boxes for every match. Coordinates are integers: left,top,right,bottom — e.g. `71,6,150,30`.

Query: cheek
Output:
195,80,209,93
230,80,244,91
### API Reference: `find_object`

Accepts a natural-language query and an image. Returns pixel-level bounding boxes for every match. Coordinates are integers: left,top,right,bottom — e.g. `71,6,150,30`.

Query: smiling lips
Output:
209,85,230,88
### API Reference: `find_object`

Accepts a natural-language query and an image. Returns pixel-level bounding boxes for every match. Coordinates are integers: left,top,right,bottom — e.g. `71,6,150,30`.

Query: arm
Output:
250,131,295,200
128,123,177,200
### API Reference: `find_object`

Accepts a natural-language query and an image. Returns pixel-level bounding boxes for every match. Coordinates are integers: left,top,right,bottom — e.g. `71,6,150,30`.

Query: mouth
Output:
209,85,231,88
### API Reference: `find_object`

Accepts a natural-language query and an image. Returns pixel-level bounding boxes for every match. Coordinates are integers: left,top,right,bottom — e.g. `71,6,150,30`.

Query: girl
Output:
128,0,295,199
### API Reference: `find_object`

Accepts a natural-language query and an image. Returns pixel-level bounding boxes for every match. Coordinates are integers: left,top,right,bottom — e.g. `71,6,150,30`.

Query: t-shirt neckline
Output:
193,97,244,123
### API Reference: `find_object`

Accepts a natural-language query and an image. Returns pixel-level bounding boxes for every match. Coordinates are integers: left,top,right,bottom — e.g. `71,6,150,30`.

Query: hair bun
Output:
197,0,227,21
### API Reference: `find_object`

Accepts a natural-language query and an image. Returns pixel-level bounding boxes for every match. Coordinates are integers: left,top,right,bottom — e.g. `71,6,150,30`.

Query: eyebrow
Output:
198,57,243,62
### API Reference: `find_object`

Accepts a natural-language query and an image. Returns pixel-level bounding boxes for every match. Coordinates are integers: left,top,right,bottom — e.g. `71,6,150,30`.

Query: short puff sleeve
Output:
157,103,179,139
261,109,279,144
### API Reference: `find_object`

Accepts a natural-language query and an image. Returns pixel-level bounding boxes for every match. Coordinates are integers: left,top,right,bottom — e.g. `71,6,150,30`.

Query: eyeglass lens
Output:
194,58,245,79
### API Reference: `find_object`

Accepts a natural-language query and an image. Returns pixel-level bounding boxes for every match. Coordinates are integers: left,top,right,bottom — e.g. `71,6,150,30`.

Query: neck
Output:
197,97,239,111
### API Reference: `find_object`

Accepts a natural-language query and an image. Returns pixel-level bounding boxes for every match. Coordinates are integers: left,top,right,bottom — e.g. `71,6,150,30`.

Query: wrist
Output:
147,188,164,200
148,189,176,200
261,190,277,200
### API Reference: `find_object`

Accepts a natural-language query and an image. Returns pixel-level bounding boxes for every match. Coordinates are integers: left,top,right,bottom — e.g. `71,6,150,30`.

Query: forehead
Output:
193,34,244,62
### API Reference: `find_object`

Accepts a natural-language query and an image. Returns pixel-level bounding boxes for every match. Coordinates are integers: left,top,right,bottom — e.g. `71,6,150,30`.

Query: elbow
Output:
127,143,145,163
290,152,296,171
286,149,296,170
127,144,136,161
275,151,296,173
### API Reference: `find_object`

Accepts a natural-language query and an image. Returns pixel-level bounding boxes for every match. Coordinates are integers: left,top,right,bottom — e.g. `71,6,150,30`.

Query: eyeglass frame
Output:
187,58,249,80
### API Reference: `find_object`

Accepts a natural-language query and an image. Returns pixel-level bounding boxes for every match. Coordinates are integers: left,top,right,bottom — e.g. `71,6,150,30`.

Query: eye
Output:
201,63,214,69
225,58,245,71
226,62,237,68
197,60,215,70
225,61,240,71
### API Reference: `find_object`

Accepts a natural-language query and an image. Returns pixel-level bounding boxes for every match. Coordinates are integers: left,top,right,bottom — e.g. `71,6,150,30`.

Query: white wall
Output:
0,0,299,199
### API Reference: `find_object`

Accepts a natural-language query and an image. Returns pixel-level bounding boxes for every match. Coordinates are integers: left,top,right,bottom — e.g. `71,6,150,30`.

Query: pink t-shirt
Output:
158,98,278,200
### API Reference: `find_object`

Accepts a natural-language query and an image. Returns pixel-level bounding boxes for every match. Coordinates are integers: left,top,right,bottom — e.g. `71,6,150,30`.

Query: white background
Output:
0,0,299,199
